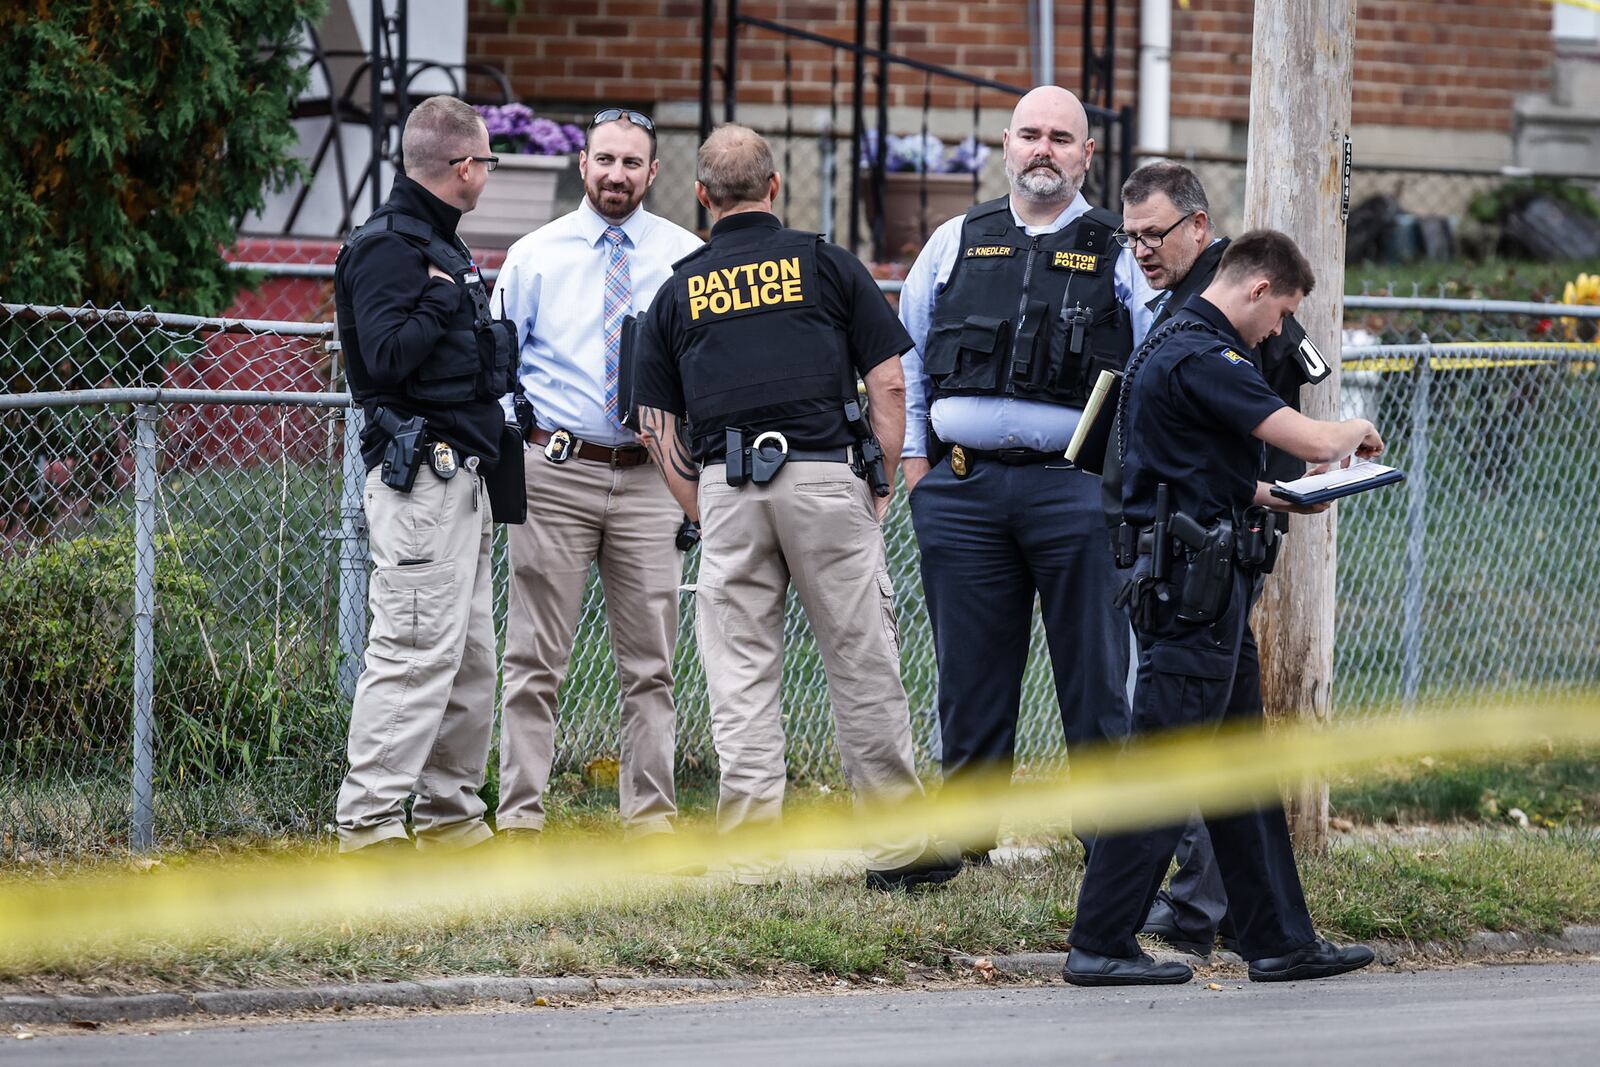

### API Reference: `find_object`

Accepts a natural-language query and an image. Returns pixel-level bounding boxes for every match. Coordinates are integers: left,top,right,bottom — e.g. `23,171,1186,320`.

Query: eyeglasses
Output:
448,154,500,172
590,108,655,131
1113,211,1195,250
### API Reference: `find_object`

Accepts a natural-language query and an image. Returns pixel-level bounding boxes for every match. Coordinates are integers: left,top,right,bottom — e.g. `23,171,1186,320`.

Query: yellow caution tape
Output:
1,690,1597,967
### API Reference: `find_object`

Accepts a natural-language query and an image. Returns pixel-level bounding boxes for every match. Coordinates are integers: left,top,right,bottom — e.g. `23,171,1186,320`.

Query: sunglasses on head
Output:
590,108,655,131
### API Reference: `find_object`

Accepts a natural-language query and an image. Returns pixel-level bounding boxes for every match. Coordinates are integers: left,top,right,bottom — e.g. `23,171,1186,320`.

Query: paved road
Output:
15,962,1600,1066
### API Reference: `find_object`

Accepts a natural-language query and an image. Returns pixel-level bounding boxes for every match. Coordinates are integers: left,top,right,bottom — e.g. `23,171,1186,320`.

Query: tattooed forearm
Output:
639,405,702,522
640,406,699,482
668,421,699,483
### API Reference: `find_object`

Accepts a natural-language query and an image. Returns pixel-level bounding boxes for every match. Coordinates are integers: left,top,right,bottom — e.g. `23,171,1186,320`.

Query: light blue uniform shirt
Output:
899,194,1155,457
493,199,702,447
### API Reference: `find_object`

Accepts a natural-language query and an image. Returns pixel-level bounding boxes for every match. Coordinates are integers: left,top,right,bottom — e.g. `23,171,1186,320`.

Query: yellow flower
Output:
1559,272,1599,342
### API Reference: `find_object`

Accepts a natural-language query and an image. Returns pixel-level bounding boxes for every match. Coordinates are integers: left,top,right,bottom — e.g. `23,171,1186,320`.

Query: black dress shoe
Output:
866,846,963,892
1139,917,1214,957
1248,938,1375,982
1062,947,1194,987
961,846,994,867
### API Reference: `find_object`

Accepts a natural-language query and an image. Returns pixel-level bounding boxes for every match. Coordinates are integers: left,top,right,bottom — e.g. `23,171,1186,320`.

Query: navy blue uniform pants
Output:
908,455,1130,846
1070,561,1317,961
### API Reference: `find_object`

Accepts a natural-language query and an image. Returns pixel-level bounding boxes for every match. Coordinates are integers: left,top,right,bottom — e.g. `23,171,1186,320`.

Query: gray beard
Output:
1008,163,1081,204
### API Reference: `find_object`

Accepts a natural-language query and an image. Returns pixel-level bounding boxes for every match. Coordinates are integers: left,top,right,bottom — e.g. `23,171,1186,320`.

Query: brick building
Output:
250,1,1597,253
468,0,1584,168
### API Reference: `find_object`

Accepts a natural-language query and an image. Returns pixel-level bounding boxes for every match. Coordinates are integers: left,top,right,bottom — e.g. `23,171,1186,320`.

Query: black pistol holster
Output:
843,397,891,498
374,406,427,493
1170,511,1235,625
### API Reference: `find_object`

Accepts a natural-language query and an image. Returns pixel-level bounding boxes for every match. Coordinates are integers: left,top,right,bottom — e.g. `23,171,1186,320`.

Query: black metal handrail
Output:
702,0,1135,259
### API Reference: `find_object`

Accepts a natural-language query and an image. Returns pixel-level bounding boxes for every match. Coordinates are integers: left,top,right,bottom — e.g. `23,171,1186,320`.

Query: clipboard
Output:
1064,369,1121,474
1270,461,1405,507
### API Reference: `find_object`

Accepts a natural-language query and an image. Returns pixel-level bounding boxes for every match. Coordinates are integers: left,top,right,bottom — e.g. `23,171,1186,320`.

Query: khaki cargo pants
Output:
496,451,683,837
695,460,928,882
336,465,496,852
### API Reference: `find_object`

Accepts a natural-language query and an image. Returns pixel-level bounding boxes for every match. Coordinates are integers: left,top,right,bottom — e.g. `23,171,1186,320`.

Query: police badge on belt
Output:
949,445,970,478
428,441,458,479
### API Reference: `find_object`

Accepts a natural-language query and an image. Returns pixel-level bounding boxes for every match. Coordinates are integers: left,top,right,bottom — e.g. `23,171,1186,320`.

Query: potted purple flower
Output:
859,131,991,259
458,104,585,249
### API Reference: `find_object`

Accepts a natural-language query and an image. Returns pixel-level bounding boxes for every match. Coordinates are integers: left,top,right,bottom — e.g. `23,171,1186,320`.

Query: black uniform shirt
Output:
1121,295,1287,527
633,211,913,463
339,175,503,469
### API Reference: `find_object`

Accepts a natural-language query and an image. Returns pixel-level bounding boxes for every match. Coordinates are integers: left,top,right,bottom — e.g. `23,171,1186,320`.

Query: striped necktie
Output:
602,225,632,432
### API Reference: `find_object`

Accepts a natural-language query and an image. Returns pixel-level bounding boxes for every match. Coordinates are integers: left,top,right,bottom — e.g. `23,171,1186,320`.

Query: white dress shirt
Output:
493,198,702,447
898,194,1155,458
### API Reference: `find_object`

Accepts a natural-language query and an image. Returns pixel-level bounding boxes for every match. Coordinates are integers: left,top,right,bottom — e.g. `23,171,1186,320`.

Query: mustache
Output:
1024,158,1062,174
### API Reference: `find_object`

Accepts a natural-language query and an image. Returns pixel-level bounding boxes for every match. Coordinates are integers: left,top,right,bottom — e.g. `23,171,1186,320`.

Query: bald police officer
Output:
1065,231,1377,986
632,125,960,890
898,86,1149,864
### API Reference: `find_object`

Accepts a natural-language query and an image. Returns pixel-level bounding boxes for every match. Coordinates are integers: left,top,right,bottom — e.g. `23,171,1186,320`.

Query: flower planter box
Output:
457,154,570,251
861,170,983,260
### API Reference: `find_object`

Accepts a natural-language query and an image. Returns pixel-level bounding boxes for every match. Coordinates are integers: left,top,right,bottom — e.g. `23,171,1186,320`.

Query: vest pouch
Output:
925,315,1010,393
1009,300,1050,390
477,319,519,400
406,329,481,403
1084,304,1134,388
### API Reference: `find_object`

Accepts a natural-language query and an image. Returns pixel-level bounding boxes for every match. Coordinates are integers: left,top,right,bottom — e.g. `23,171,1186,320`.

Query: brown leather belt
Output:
528,426,650,468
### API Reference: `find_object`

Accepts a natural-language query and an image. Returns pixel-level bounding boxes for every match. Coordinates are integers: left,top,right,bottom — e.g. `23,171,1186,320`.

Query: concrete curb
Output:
7,926,1599,1025
0,976,751,1026
950,924,1600,979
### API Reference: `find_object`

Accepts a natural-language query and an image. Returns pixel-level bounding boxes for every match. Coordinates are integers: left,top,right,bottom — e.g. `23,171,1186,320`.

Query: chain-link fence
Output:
1147,153,1600,269
3,298,1598,859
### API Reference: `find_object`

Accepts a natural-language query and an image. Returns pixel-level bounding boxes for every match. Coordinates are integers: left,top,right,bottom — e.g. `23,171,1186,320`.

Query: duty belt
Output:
1135,519,1275,572
945,444,1062,478
529,426,650,468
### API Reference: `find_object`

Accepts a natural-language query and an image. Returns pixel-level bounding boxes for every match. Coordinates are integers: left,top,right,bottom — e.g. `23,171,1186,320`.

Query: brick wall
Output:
468,0,1551,135
1170,0,1553,133
468,0,1136,115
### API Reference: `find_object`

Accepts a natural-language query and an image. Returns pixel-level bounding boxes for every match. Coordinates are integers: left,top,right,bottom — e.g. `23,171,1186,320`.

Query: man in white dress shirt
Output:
491,109,702,842
897,86,1150,864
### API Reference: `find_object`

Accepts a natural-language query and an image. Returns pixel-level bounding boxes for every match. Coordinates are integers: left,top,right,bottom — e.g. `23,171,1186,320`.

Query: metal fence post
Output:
818,113,835,240
131,403,158,850
1400,337,1432,712
338,404,369,698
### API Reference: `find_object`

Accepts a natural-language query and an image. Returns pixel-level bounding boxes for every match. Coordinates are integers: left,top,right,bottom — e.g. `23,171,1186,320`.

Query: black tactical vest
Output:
335,212,517,408
668,226,850,447
923,197,1132,407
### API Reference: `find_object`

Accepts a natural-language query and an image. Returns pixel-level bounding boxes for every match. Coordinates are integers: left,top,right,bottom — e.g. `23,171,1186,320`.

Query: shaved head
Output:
1010,86,1089,142
1002,86,1096,209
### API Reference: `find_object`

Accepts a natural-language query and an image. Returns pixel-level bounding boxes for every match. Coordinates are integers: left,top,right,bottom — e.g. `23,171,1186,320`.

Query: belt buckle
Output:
608,446,628,469
543,428,574,464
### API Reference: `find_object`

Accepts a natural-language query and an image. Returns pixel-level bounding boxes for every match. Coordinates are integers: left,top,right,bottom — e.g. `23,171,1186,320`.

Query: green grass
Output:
1347,257,1594,303
5,830,1598,995
1331,743,1600,829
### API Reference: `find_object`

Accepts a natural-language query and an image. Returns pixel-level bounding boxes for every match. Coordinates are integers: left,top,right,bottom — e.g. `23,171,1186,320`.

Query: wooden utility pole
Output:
1243,0,1356,852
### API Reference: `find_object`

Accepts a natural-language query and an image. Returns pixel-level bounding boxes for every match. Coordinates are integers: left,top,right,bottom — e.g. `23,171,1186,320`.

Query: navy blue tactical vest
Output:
335,212,517,407
668,226,850,446
923,196,1131,407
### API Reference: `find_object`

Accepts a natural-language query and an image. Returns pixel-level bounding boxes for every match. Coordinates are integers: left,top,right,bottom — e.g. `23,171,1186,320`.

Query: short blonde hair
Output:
696,124,775,209
402,96,485,182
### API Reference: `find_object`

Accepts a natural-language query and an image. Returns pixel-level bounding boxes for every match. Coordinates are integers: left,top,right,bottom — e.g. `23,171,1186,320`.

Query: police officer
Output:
1114,162,1332,955
631,124,960,890
1065,230,1379,985
332,96,517,853
898,86,1149,863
